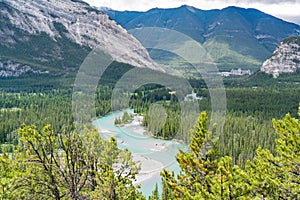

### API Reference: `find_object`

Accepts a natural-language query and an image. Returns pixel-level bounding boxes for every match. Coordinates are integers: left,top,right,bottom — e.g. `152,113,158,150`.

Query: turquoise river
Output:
92,110,187,197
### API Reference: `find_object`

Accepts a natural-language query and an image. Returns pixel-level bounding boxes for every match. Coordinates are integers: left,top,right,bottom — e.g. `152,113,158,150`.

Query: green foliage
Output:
161,179,174,200
122,111,133,123
114,117,122,125
131,76,300,168
225,87,300,118
247,106,300,199
282,36,300,45
90,136,143,199
160,107,300,199
115,111,133,125
0,154,22,199
219,111,277,167
0,91,73,145
133,85,294,166
0,143,15,153
161,112,251,199
225,70,300,89
204,39,262,71
0,42,299,198
114,111,134,125
0,124,143,199
148,183,159,200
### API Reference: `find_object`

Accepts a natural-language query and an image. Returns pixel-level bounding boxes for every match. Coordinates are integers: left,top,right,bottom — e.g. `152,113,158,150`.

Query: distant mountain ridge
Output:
261,36,300,77
103,5,300,72
0,0,160,77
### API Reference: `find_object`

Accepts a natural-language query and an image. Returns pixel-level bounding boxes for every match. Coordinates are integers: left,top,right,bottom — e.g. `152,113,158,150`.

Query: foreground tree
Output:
160,106,300,199
90,137,143,200
148,183,159,200
18,125,65,199
161,112,250,199
0,154,23,199
1,124,143,199
247,105,300,199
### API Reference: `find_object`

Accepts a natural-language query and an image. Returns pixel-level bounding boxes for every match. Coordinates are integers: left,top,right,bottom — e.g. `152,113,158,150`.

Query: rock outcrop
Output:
261,36,300,77
0,0,161,77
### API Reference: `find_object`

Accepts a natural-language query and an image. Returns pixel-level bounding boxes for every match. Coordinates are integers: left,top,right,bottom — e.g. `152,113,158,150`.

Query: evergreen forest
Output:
0,64,299,199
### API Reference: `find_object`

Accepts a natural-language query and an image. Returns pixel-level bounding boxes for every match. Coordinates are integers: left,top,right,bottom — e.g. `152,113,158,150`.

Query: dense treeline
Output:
1,77,299,167
1,107,298,199
131,85,299,166
219,111,277,167
0,91,72,145
132,85,300,137
0,62,132,145
0,86,114,151
226,87,300,119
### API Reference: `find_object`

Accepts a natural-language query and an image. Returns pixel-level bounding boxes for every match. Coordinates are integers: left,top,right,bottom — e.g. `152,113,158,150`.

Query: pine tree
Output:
161,112,251,199
161,179,174,200
149,183,159,200
89,136,143,199
247,104,300,199
0,154,21,199
13,124,143,199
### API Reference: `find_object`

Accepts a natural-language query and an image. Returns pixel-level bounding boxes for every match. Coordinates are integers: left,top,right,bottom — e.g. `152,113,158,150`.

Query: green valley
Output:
1,0,300,199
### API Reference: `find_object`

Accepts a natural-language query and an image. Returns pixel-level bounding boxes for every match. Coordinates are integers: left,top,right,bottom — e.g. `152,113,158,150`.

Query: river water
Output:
92,110,187,197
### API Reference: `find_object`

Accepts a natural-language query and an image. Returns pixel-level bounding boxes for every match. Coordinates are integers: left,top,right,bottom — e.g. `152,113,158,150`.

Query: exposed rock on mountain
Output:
261,36,300,78
0,0,160,77
0,58,49,77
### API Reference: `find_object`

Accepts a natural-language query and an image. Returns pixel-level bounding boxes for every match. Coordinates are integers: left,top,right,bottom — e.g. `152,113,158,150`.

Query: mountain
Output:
0,0,160,78
103,5,300,72
261,36,300,78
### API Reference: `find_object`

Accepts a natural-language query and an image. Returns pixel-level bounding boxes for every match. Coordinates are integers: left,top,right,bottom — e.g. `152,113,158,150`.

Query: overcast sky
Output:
84,0,300,24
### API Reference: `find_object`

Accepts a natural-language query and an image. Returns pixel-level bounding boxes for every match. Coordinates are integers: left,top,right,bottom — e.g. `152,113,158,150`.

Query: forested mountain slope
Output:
104,5,300,72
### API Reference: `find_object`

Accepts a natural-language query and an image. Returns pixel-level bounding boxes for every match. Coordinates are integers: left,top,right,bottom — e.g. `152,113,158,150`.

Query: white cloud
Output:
84,0,300,24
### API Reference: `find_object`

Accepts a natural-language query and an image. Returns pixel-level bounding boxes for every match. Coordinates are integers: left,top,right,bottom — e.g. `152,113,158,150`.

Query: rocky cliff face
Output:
0,58,49,77
261,36,300,78
0,0,160,77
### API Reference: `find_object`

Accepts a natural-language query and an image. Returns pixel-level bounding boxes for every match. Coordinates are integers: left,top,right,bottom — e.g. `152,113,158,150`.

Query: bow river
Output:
92,110,187,197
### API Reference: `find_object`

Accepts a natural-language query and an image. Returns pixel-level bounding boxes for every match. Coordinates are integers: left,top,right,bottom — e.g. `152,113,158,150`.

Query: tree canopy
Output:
0,125,144,200
160,106,300,199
